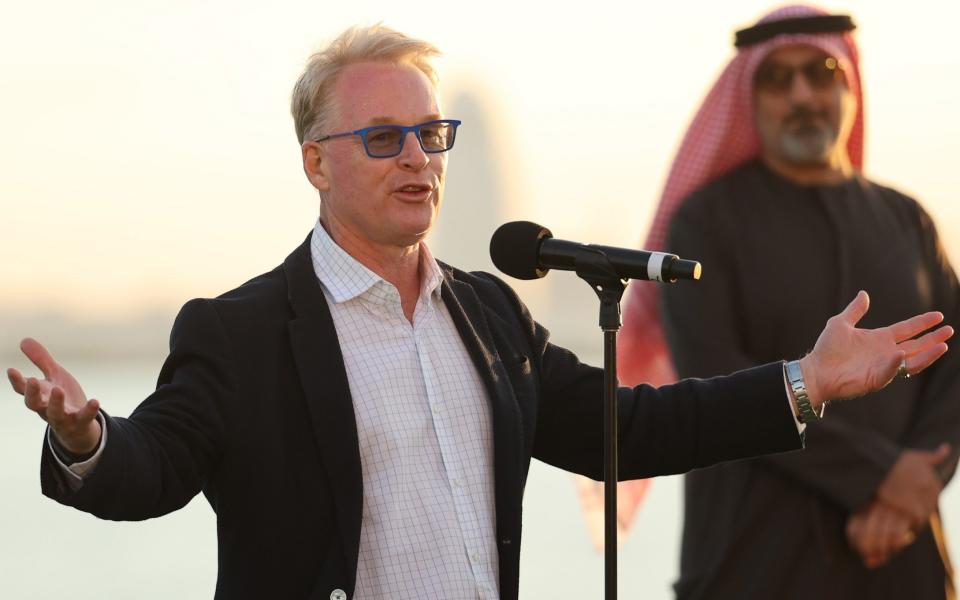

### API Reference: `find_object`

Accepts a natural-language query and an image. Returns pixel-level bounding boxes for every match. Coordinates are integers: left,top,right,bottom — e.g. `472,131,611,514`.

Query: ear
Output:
302,141,331,192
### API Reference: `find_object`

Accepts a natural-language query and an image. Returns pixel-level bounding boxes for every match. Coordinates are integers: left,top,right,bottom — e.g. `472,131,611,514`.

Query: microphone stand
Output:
573,248,627,600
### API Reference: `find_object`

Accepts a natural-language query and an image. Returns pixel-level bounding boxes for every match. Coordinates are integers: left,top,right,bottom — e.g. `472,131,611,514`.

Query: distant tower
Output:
430,80,599,351
428,86,508,274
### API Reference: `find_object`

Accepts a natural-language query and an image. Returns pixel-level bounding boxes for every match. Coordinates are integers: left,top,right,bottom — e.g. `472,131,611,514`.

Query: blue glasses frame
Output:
314,119,462,158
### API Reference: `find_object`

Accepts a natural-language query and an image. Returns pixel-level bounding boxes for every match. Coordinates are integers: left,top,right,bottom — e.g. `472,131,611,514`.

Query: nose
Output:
397,130,429,171
788,69,815,103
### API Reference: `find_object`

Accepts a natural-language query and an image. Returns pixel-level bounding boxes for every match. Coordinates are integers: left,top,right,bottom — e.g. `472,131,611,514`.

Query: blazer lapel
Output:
441,273,524,544
283,234,362,579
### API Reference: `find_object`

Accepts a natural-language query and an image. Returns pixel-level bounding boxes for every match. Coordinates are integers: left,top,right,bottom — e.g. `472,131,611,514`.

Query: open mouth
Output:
394,184,434,200
398,184,432,193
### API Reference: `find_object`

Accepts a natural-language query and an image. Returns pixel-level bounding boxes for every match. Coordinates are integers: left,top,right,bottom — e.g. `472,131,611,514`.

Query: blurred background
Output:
2,0,958,597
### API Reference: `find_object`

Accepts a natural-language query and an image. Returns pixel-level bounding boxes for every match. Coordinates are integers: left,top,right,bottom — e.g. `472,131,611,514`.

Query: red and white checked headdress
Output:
617,4,865,387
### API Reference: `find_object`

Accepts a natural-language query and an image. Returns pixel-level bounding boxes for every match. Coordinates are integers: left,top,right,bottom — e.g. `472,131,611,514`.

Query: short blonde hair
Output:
290,24,440,144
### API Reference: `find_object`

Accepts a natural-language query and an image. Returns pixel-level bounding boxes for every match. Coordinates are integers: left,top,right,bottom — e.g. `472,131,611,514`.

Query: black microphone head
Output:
489,221,553,280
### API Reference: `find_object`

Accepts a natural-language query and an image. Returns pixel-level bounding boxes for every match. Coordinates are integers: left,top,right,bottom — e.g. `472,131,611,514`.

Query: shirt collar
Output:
417,241,445,301
310,220,444,304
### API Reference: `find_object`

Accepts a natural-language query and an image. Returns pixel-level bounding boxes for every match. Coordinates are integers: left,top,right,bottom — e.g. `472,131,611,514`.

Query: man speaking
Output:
8,24,954,600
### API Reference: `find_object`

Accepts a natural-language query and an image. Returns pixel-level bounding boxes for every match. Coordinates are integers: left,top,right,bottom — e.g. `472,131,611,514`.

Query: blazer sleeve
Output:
476,273,803,480
40,298,234,520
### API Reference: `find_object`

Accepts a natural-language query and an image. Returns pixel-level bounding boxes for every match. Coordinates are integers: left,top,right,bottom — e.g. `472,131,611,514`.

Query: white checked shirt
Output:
311,222,500,600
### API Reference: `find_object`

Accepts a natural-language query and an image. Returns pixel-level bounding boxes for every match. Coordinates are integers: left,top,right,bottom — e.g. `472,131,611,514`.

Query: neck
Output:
319,216,423,318
761,148,855,186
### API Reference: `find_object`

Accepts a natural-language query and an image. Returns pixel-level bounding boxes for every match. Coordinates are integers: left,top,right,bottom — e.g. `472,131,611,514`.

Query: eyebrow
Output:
760,54,833,69
364,114,443,126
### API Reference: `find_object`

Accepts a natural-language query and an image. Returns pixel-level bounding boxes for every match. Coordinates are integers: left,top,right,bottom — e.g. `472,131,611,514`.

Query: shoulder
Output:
440,262,526,313
438,262,542,335
173,234,315,336
856,175,936,229
213,264,288,309
671,161,765,226
171,265,289,342
665,162,767,253
438,262,554,366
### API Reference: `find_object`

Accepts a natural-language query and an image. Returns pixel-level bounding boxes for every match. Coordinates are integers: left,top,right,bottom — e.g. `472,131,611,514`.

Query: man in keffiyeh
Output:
619,5,960,599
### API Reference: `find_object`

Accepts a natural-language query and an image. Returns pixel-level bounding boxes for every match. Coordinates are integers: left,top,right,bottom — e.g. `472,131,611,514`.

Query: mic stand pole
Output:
574,249,627,600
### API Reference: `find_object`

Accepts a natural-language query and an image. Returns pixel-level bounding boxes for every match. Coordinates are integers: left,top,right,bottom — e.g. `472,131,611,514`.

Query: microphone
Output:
489,221,701,283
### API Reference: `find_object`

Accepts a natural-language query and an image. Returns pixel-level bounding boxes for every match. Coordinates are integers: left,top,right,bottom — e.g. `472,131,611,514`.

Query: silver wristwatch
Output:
784,360,824,424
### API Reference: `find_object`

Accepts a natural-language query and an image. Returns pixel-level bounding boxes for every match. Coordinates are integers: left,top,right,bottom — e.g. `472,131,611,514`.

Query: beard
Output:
777,106,840,165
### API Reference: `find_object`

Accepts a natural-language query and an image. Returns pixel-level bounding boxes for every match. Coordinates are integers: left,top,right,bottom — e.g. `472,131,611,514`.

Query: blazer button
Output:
330,589,347,600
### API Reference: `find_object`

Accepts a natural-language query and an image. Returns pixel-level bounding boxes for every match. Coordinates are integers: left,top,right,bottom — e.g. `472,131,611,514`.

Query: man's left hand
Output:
877,445,949,528
799,291,952,410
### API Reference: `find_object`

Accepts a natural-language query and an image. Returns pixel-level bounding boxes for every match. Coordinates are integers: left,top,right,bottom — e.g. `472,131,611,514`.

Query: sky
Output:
2,0,958,319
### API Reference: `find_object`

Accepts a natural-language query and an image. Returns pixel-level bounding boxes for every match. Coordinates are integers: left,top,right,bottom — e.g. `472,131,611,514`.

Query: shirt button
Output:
330,590,347,600
470,551,481,563
452,478,462,489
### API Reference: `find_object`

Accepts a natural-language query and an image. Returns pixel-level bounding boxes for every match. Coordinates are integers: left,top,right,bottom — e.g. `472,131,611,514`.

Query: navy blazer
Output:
41,234,802,599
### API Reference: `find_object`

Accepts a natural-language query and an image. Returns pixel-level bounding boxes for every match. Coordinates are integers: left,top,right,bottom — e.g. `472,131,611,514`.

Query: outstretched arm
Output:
9,299,232,520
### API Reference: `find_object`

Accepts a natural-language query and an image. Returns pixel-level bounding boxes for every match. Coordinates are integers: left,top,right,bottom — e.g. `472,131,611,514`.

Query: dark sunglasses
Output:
314,119,461,158
754,57,844,93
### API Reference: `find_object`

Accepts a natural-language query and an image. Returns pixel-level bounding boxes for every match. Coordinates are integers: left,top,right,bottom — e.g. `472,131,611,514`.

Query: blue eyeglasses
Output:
314,119,461,158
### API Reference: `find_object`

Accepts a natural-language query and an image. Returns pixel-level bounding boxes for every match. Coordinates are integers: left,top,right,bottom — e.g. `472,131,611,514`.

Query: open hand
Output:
799,291,952,409
7,338,101,455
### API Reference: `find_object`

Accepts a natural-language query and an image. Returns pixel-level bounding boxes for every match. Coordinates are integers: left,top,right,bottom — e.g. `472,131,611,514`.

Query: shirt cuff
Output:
46,412,108,489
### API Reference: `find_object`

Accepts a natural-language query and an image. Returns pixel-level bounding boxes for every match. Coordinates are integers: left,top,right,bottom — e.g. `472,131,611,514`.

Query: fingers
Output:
860,506,887,567
923,443,952,467
840,290,870,326
23,377,49,418
7,368,26,394
905,343,949,377
882,351,905,388
888,496,928,528
47,384,66,423
47,386,98,426
898,326,955,358
846,513,865,547
871,510,897,568
80,397,101,423
47,386,101,454
861,505,912,569
888,312,947,343
19,337,60,379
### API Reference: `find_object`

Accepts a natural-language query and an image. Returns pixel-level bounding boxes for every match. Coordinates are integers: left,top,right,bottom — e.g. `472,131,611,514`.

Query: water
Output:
2,361,957,599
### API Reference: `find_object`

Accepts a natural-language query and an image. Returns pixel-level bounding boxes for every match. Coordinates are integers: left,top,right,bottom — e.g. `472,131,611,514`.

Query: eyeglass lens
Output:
754,57,842,93
363,122,457,157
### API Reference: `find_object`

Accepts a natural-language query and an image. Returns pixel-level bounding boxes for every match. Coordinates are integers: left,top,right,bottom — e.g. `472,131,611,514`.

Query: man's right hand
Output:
7,338,102,455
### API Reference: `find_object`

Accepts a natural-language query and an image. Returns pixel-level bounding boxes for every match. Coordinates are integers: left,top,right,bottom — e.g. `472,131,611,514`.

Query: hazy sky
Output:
2,0,958,317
